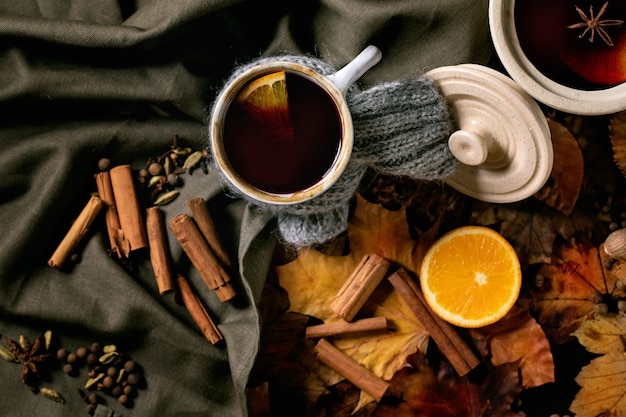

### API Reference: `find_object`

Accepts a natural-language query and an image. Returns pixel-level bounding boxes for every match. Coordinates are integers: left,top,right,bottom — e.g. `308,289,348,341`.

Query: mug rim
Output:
489,0,626,115
210,61,354,205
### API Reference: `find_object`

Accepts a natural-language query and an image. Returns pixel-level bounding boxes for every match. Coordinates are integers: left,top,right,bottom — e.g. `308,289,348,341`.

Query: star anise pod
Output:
567,2,624,46
6,334,53,392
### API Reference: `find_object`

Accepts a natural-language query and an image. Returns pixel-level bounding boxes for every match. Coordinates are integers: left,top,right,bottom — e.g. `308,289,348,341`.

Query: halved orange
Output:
419,226,522,328
236,70,293,142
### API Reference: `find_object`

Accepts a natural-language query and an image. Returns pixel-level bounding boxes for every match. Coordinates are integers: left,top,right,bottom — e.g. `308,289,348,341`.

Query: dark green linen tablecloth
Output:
0,1,491,415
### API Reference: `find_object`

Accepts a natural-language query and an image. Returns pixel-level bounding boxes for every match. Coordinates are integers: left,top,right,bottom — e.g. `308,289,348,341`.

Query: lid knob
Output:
448,130,489,166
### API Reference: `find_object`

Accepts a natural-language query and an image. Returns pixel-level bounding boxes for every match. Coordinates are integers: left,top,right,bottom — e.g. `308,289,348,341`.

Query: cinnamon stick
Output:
48,195,103,269
186,198,231,268
168,213,236,302
109,165,148,253
388,268,480,376
94,171,127,258
314,338,400,402
176,274,224,345
331,253,390,321
146,206,175,295
306,317,389,339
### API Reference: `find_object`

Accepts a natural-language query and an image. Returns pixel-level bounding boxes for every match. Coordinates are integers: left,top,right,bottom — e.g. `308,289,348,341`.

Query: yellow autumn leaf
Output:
570,313,626,417
276,195,436,408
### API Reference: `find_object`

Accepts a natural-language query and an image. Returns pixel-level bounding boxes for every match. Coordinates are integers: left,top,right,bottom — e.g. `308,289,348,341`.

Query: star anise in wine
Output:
6,334,53,392
568,2,624,46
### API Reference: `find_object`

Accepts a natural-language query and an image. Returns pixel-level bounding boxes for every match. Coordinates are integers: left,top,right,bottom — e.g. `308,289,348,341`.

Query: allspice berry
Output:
102,375,115,390
56,348,68,361
148,162,163,176
127,373,141,385
98,158,111,172
63,363,76,376
123,360,136,373
76,346,89,359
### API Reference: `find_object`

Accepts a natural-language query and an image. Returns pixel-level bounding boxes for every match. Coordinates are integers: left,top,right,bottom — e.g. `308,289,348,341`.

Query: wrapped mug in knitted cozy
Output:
208,54,457,247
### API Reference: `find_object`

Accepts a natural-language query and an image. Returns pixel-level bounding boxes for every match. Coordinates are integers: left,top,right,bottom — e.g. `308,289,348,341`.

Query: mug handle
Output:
327,45,382,96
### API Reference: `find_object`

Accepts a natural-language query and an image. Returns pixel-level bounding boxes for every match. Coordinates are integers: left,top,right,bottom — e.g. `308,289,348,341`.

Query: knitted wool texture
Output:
208,54,457,247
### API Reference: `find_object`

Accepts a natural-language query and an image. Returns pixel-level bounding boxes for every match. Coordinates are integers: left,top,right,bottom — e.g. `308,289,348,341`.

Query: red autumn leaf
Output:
373,354,522,417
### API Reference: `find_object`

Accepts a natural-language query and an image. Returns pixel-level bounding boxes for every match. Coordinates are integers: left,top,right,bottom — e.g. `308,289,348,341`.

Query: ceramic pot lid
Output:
426,64,553,203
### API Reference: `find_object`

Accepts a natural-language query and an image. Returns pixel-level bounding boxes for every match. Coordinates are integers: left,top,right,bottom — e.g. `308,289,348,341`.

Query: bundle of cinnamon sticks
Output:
308,253,481,404
48,161,235,347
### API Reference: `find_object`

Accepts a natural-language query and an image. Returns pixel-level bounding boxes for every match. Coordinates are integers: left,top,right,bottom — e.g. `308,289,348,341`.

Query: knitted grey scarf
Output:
208,53,457,247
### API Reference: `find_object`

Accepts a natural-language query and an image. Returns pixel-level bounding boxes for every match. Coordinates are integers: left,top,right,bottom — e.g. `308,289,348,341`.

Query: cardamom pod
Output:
182,151,203,170
173,147,192,156
40,387,65,403
19,335,29,350
102,344,117,354
99,351,119,364
44,330,53,350
164,156,172,176
0,344,19,363
154,190,179,206
116,368,125,384
84,373,105,389
148,175,163,188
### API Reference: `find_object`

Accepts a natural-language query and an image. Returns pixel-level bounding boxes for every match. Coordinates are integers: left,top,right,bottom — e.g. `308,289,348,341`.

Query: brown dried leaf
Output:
609,110,626,178
518,237,620,344
471,307,554,388
252,314,333,415
534,118,584,216
471,200,593,265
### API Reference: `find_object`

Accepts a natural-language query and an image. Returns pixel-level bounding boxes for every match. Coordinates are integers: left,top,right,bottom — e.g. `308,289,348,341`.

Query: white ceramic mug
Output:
210,46,382,205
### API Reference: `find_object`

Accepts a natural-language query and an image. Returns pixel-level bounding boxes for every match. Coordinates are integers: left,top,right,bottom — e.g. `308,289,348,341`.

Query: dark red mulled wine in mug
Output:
222,71,342,195
515,0,626,89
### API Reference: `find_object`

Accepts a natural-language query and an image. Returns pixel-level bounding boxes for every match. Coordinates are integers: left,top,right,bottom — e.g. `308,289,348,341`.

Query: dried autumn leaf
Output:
373,354,522,417
470,307,554,388
609,110,626,178
276,195,434,408
471,200,594,266
573,312,626,355
252,312,333,415
518,237,620,344
570,313,626,417
534,118,584,216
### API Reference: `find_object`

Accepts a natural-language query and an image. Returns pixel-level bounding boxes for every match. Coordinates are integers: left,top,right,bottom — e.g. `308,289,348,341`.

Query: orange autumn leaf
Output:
470,307,555,388
518,237,621,344
276,195,435,405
